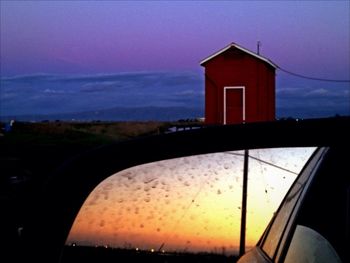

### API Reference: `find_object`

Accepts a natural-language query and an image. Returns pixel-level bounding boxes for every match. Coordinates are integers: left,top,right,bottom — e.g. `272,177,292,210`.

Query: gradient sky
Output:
1,1,349,76
1,1,349,118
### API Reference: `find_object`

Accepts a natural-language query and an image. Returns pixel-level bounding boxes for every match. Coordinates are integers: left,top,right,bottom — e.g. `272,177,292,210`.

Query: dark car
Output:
7,117,349,263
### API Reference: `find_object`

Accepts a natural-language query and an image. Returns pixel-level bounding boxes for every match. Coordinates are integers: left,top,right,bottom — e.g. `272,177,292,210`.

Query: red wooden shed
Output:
200,43,277,125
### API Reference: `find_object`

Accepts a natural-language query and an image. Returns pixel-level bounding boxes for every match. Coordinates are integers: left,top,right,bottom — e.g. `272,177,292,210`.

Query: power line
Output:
248,154,298,175
278,66,350,83
225,152,298,175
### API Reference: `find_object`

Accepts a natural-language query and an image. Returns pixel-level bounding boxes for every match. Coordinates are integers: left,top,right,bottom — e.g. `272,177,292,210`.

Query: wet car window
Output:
64,147,315,261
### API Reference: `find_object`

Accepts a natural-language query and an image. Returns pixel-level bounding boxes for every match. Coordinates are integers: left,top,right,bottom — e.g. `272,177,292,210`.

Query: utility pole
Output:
239,149,249,257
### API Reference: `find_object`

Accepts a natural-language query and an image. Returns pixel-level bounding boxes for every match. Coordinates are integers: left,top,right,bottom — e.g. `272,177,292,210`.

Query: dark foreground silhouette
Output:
61,245,238,263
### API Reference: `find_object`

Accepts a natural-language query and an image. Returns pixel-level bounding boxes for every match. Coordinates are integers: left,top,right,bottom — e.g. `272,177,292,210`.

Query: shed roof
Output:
200,42,278,69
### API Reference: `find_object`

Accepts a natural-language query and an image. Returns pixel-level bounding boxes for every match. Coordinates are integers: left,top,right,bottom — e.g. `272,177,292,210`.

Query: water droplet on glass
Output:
121,171,136,180
151,181,158,189
143,175,157,184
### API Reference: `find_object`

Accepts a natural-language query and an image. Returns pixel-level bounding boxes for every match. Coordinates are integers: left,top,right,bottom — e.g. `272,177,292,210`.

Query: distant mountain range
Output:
2,105,347,123
1,106,204,122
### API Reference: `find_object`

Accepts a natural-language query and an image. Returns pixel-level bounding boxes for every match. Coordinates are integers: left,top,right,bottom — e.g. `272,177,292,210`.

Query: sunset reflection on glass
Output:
67,147,315,255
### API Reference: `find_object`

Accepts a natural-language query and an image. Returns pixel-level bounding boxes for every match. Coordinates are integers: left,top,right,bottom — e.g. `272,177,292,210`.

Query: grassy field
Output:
0,121,171,182
0,120,199,188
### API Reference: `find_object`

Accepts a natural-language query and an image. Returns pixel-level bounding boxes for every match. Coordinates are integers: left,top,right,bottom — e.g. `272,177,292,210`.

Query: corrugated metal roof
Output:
200,42,278,69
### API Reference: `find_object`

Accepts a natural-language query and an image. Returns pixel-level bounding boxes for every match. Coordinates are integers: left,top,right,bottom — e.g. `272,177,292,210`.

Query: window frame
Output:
258,147,328,262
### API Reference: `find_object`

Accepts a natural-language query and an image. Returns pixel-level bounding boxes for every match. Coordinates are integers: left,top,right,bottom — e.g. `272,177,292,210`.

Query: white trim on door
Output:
223,86,245,125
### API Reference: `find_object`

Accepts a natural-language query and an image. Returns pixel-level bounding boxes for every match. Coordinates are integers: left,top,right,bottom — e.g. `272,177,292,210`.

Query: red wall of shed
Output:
203,48,275,124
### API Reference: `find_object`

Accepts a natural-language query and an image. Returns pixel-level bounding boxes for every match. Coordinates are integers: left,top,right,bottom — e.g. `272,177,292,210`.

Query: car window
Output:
284,225,342,263
261,147,325,260
62,147,315,261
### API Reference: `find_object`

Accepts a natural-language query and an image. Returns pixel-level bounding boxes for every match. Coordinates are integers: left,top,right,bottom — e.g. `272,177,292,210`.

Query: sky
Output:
0,1,349,119
67,148,315,254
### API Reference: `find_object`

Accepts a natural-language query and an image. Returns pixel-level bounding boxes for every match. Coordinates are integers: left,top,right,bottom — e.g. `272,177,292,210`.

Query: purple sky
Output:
1,1,349,76
0,1,349,119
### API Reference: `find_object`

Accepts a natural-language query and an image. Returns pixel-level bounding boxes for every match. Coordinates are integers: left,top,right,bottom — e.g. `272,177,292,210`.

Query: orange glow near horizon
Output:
67,147,315,255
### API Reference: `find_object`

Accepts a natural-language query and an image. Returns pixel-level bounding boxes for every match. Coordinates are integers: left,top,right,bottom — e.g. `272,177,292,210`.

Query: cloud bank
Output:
1,71,349,120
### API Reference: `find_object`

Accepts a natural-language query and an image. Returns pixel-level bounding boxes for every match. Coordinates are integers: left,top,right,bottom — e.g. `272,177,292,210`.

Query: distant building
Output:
200,43,277,124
